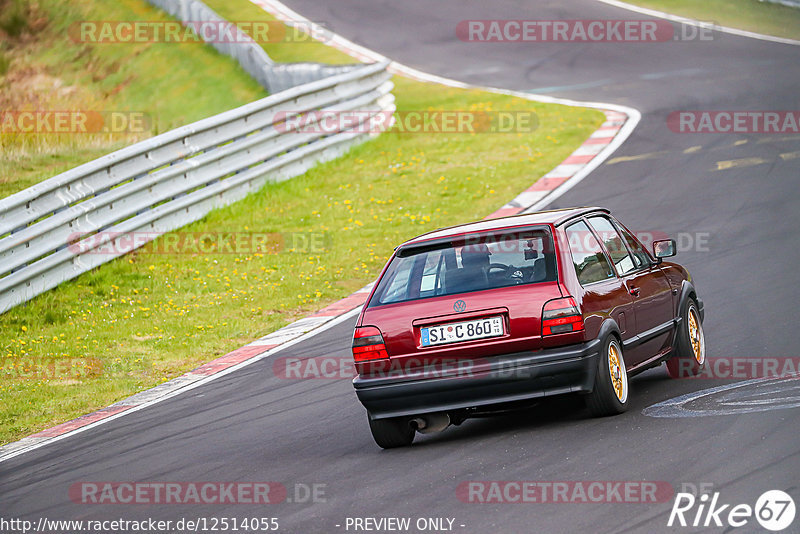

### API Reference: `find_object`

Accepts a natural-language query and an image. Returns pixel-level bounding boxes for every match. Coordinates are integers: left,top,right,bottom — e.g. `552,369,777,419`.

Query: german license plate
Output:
420,316,504,347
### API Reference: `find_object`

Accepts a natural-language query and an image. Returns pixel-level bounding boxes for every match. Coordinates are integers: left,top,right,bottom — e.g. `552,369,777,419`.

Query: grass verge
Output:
0,0,605,445
0,0,266,198
622,0,800,40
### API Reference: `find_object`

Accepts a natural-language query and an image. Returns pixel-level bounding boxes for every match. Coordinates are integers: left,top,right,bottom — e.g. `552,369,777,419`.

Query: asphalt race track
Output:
2,1,799,533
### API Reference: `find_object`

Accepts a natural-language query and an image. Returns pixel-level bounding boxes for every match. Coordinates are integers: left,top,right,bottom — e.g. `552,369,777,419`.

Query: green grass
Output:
624,0,800,40
0,0,605,445
202,0,355,64
0,0,266,198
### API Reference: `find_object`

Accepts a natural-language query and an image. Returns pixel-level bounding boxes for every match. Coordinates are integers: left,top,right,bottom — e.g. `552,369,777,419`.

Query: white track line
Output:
3,0,660,463
0,307,361,463
597,0,800,47
252,0,642,211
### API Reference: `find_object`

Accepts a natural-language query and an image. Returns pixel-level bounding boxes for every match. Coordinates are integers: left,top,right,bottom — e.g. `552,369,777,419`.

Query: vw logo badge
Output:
453,300,467,312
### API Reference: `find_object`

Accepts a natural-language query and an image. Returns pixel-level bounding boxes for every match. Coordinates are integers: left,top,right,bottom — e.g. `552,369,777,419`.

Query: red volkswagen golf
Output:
352,207,706,448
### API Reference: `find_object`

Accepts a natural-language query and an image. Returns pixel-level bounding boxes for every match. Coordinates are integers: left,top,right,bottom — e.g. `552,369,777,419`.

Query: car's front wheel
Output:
368,415,415,449
666,299,706,378
586,335,629,417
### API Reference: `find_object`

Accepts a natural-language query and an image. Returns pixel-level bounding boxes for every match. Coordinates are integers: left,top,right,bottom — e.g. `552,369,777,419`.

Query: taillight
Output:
542,297,584,336
352,326,389,363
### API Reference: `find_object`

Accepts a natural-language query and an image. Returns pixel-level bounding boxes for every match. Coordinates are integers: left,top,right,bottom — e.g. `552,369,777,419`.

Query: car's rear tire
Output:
666,299,706,378
586,335,629,417
368,415,415,449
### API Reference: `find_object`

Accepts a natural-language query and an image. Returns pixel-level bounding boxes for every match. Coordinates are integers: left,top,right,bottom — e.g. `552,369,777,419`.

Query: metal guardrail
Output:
146,0,358,93
0,60,394,314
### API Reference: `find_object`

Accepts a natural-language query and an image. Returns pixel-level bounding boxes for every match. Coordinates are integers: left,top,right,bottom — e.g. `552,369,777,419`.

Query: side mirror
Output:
653,239,677,259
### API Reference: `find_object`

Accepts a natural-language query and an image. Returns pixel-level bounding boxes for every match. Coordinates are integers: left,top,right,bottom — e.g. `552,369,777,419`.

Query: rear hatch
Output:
359,226,563,373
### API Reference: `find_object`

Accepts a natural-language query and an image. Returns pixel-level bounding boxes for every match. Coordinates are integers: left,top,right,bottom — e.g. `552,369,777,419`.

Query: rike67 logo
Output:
668,489,795,531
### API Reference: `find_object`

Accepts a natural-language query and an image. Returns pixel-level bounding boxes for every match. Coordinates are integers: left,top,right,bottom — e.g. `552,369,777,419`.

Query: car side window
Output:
419,250,445,296
379,257,417,304
587,216,637,276
565,220,615,285
614,221,652,269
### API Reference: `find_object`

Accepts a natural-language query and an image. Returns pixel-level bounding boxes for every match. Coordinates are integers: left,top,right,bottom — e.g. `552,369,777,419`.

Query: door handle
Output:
629,286,640,297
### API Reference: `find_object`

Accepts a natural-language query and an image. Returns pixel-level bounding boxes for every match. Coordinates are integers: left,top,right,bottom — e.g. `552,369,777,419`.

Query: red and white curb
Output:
485,110,628,219
0,284,373,462
0,1,640,463
253,0,641,213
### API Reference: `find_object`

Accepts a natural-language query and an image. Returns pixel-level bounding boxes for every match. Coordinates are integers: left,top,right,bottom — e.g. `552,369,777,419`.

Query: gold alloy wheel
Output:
608,341,628,403
688,306,705,365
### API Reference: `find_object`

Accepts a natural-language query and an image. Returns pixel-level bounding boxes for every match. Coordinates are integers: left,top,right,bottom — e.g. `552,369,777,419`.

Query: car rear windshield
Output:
368,227,557,307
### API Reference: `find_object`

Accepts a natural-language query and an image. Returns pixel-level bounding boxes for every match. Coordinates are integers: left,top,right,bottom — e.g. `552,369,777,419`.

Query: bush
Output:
0,0,30,37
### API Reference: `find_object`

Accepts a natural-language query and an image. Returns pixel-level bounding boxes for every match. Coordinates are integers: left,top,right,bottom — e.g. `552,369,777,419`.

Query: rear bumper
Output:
353,339,601,420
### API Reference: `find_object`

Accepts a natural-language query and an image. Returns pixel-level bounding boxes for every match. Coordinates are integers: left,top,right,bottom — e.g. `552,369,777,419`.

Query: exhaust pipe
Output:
410,413,450,434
